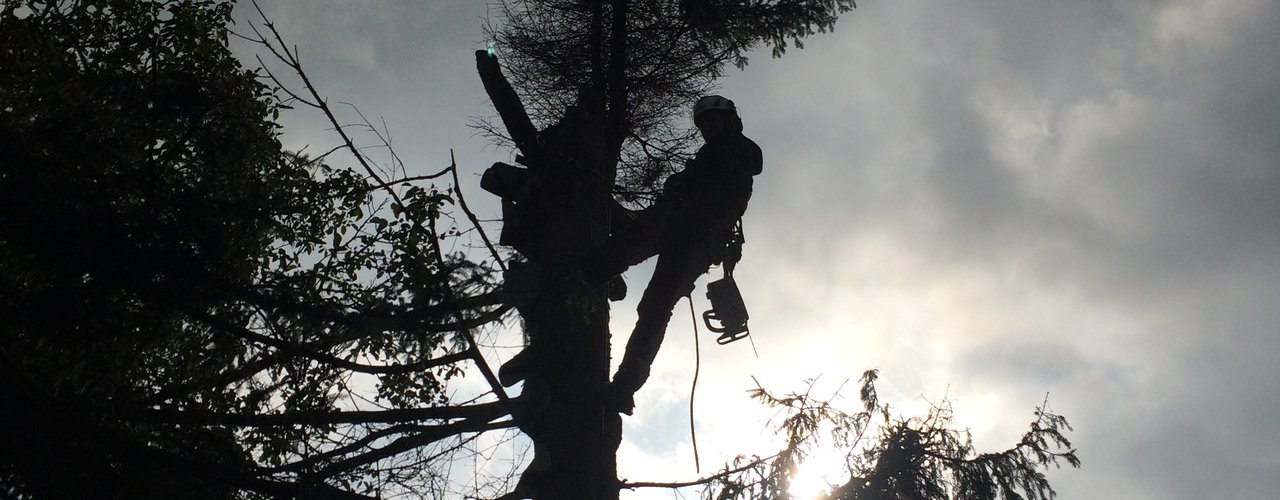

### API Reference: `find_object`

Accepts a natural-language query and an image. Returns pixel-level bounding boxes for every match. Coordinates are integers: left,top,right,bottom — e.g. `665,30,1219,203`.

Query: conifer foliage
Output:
484,0,859,203
687,371,1080,500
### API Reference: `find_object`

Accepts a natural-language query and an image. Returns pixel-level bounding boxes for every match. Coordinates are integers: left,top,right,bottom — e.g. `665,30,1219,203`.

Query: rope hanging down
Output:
688,296,702,474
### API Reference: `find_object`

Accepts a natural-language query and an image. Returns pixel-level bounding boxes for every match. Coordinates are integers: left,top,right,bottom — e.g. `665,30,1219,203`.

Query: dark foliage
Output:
1,1,509,497
485,0,857,205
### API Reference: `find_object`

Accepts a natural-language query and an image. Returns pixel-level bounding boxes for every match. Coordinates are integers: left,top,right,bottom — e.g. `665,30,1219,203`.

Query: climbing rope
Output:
688,295,702,474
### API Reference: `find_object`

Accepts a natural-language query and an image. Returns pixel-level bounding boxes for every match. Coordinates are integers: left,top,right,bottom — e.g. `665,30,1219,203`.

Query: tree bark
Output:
476,50,622,500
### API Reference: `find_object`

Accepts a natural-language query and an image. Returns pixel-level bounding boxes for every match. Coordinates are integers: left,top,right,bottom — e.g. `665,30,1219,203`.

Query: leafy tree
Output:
2,1,510,497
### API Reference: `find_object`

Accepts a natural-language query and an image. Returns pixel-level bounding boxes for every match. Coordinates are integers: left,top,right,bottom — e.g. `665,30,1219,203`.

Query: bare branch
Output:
314,417,519,477
250,0,399,206
475,50,543,167
620,453,777,490
127,400,509,428
450,149,508,272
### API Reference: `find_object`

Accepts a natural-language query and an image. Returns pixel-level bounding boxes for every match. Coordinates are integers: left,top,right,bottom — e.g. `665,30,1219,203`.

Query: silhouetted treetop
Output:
484,0,856,202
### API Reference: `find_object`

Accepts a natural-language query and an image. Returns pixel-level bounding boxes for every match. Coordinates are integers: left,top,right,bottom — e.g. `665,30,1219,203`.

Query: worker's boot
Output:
605,383,637,416
607,361,644,415
605,274,627,301
607,305,671,415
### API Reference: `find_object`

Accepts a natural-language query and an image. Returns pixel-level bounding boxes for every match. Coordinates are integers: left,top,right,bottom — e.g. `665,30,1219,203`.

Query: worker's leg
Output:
502,206,672,387
609,239,713,413
581,203,672,285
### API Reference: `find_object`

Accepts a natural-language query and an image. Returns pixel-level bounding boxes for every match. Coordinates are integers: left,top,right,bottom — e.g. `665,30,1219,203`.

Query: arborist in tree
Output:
588,95,763,415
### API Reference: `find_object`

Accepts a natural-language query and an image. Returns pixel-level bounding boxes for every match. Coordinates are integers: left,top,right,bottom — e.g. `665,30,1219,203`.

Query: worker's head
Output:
693,95,743,140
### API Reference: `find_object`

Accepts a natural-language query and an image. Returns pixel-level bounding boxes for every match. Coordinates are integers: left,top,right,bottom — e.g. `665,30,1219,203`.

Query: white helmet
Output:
693,95,736,119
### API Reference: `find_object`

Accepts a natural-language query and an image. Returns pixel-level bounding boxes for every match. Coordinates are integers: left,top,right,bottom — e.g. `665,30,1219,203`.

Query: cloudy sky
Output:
237,1,1279,498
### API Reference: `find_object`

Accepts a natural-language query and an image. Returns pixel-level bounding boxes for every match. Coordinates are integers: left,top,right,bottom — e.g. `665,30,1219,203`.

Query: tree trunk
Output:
510,148,618,499
515,273,621,499
477,50,623,500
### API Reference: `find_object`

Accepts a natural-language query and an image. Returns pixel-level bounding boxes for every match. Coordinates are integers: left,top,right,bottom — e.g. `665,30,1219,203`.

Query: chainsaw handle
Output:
704,310,750,344
716,329,749,345
702,310,727,333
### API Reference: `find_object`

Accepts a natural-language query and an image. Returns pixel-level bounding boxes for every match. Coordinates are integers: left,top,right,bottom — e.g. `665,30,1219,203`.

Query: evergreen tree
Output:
475,1,858,497
682,371,1079,500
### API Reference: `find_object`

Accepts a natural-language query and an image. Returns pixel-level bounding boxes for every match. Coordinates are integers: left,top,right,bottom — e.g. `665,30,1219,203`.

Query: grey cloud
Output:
233,2,1280,498
747,1,1280,498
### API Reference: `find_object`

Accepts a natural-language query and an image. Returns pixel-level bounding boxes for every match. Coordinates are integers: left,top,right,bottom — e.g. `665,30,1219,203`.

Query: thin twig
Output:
449,150,507,272
621,453,779,490
344,170,453,198
251,0,399,206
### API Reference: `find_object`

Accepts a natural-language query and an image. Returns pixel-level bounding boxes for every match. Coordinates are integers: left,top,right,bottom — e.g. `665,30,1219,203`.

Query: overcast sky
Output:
237,1,1279,498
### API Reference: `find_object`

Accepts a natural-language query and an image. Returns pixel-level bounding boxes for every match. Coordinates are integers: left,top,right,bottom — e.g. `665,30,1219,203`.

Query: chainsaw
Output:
703,220,750,344
703,275,749,344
